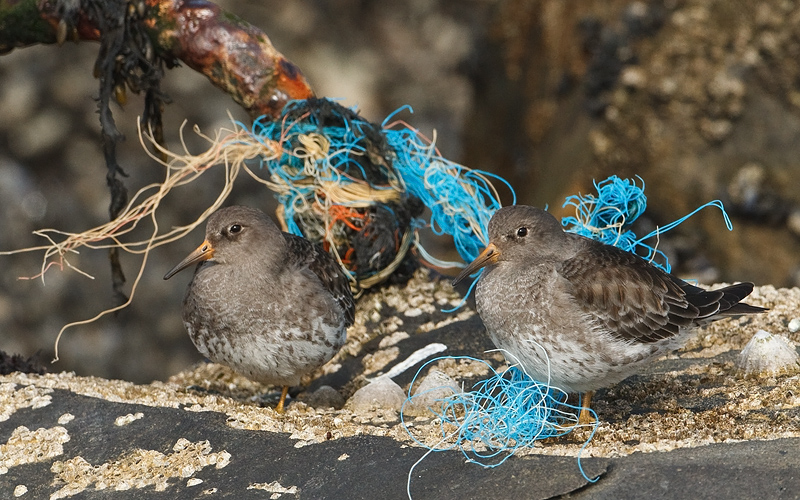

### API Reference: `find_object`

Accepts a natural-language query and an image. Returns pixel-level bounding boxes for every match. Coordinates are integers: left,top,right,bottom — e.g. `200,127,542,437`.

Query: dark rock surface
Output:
3,385,799,499
0,389,608,500
2,273,799,499
3,376,800,499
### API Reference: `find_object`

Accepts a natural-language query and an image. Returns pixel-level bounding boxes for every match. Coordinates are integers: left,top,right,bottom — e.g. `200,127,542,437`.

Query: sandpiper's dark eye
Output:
229,224,242,234
516,227,528,238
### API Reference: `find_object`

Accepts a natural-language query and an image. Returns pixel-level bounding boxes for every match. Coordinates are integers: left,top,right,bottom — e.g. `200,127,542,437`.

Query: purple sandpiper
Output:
453,205,766,422
164,206,355,412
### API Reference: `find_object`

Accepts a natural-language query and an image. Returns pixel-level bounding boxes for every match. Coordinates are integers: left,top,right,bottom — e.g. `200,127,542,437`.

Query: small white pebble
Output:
378,331,410,349
737,330,800,377
404,307,423,317
788,318,800,333
337,453,349,461
114,412,144,426
57,413,74,425
187,478,203,487
247,481,299,495
620,66,647,89
215,451,231,469
30,395,51,409
13,485,27,497
173,438,191,451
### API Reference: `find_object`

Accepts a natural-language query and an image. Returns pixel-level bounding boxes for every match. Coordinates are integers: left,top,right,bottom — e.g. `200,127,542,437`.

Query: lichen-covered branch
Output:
0,0,314,118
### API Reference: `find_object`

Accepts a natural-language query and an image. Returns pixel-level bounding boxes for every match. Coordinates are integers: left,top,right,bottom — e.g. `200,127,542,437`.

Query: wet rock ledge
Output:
2,269,799,499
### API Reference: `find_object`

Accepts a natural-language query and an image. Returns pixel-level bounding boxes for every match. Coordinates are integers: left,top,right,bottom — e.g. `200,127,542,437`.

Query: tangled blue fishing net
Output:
244,98,512,288
561,175,731,273
402,356,593,464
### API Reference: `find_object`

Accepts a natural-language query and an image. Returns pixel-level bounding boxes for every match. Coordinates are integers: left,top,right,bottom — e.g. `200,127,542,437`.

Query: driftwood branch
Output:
0,0,314,118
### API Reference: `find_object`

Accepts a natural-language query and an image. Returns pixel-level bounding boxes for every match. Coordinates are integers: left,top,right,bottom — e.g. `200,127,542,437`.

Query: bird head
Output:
164,206,283,280
452,205,569,286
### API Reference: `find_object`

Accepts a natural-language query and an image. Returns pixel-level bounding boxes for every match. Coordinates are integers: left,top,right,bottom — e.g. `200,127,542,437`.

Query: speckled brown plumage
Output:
164,206,354,411
453,205,765,406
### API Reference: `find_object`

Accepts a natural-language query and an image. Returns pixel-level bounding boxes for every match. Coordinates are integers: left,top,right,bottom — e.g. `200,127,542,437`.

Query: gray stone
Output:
346,376,407,412
404,369,461,417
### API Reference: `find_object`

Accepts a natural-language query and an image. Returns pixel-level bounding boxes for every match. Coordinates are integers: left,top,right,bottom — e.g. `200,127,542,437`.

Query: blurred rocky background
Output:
0,0,798,383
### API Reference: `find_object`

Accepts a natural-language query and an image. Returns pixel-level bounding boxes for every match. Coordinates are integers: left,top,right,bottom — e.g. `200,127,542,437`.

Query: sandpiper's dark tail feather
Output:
714,282,768,315
722,302,768,315
684,281,768,323
673,278,767,322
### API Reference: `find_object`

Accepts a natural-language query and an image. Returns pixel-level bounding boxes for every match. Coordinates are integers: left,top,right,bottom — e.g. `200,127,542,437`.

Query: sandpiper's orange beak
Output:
163,240,215,280
452,242,499,286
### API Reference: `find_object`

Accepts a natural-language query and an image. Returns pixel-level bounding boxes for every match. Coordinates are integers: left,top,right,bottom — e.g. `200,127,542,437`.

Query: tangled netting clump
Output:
246,99,513,288
561,175,731,272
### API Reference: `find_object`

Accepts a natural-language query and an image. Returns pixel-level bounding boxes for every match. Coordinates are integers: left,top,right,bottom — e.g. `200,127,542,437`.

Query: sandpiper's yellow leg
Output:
275,385,290,413
578,391,595,425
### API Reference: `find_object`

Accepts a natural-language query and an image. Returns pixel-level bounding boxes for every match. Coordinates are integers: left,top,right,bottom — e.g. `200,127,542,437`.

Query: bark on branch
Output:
0,0,314,118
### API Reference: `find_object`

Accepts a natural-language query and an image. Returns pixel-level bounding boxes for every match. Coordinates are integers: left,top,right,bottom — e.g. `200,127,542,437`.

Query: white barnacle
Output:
737,330,800,378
